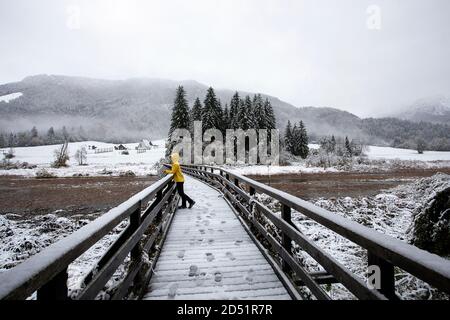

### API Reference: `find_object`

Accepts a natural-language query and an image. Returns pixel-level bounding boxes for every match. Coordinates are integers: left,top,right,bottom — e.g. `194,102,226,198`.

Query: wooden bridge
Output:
0,165,449,300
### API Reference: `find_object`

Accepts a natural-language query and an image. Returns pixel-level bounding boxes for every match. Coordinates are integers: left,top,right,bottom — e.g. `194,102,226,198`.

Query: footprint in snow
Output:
168,283,179,298
194,272,207,287
206,253,215,262
177,250,185,259
199,229,205,234
245,268,255,283
234,240,243,246
189,265,198,277
226,252,236,261
208,239,214,245
214,271,223,283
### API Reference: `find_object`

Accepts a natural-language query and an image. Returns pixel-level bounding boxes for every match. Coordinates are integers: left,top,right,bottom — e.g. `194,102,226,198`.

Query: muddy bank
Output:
0,176,158,219
248,168,450,200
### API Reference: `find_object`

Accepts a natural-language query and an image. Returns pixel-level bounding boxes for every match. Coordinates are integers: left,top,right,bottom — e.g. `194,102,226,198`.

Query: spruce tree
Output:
47,127,56,144
236,96,252,130
191,98,203,122
345,136,352,156
229,92,240,129
331,135,336,153
284,120,293,152
168,86,191,139
202,87,223,131
190,97,203,133
0,134,5,148
298,121,309,159
291,123,300,156
252,94,266,129
264,98,276,130
223,104,230,130
8,133,15,147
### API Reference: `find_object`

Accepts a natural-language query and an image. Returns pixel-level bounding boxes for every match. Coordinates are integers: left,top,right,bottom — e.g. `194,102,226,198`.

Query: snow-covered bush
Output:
35,168,57,179
409,177,450,255
53,142,70,168
4,147,15,160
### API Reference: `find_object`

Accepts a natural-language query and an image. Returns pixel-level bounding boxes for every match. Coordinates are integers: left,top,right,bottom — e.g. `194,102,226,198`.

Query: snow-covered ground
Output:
0,212,129,299
366,145,450,161
257,173,450,300
0,92,22,103
2,141,450,177
0,140,166,177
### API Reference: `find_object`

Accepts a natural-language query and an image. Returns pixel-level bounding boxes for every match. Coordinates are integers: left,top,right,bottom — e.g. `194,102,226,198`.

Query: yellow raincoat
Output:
164,153,185,182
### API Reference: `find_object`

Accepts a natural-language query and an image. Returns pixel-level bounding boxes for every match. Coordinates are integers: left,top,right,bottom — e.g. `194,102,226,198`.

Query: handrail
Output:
0,175,177,300
180,164,450,299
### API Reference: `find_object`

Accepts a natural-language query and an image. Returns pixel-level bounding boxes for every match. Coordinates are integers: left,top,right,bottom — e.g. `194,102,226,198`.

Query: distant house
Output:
137,139,153,150
116,144,127,150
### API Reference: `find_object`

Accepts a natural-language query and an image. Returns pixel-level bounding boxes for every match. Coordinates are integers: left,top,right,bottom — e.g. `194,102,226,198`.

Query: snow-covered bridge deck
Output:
143,177,291,300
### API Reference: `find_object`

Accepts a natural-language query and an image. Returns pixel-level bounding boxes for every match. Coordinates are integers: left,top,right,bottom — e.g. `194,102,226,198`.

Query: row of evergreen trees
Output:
284,120,309,159
167,86,280,159
0,126,86,148
168,86,277,140
319,135,364,157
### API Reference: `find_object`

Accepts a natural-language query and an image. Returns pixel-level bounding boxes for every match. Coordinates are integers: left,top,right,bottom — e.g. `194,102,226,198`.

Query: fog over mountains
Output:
0,75,449,149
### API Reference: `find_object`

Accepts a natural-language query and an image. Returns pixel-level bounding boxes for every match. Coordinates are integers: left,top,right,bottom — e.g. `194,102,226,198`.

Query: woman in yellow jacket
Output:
164,153,195,209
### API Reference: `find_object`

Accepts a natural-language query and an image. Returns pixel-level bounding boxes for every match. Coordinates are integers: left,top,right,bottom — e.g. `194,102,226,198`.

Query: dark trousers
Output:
176,182,194,207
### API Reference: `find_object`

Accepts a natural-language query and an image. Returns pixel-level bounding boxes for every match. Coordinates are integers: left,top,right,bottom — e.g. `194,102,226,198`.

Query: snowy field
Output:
365,145,450,161
1,141,450,177
0,92,22,103
227,144,450,176
0,140,166,177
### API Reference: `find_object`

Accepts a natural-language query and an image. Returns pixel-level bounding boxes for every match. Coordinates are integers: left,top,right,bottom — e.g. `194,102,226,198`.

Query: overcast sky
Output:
0,0,449,116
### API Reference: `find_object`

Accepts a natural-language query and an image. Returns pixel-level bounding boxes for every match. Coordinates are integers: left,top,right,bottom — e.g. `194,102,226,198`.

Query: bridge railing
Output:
181,164,450,300
0,175,179,300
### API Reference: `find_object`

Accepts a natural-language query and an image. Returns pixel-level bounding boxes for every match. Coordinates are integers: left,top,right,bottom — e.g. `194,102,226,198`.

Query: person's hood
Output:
171,153,180,163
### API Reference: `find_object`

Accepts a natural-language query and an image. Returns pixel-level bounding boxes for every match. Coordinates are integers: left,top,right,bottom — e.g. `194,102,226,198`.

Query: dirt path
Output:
248,168,450,200
0,175,159,219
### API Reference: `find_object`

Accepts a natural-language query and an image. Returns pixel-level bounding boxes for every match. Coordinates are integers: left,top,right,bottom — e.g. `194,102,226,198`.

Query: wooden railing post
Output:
155,190,163,221
130,201,142,263
368,252,397,299
281,204,293,273
249,186,255,196
37,268,69,300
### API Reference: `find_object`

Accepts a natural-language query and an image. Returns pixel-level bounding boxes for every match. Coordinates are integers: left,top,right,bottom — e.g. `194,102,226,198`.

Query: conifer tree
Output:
331,135,336,152
191,97,203,122
298,121,309,159
202,87,223,131
284,120,293,152
264,98,276,130
252,94,266,129
47,127,56,144
223,104,230,130
236,96,252,130
8,133,15,147
345,136,352,156
229,92,240,129
168,86,191,139
0,134,5,148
